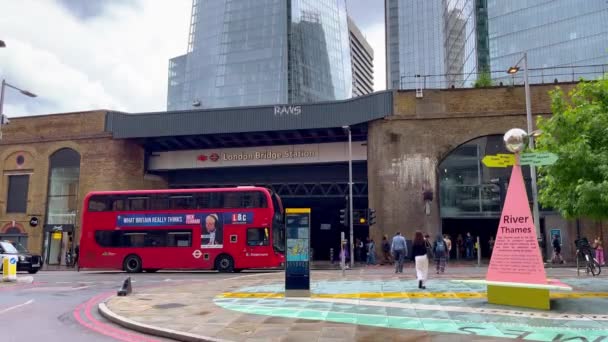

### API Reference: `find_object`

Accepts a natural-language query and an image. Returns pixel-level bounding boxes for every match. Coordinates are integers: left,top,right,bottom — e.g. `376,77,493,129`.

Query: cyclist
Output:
575,237,601,276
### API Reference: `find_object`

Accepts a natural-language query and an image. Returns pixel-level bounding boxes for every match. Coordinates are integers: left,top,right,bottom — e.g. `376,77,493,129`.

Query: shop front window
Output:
439,135,532,218
44,148,80,266
0,227,28,247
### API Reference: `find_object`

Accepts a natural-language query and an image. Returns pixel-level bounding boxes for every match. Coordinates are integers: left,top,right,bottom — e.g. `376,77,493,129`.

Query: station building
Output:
1,84,604,266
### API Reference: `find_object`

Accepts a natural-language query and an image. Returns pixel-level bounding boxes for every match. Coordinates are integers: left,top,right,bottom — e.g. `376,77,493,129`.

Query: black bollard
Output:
117,277,132,296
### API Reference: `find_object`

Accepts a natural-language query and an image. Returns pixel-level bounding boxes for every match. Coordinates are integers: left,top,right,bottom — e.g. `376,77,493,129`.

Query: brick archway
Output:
1,222,25,234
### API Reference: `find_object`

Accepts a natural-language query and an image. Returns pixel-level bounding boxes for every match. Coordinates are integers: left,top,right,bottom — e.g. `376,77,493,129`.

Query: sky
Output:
0,0,384,117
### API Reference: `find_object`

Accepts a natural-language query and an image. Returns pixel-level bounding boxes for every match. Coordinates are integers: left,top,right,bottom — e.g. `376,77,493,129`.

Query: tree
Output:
535,78,608,221
474,70,493,88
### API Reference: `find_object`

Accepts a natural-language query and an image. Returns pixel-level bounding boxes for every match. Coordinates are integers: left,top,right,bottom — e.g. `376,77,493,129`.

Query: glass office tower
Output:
488,0,608,83
386,0,446,89
444,0,489,88
386,0,488,89
168,0,352,110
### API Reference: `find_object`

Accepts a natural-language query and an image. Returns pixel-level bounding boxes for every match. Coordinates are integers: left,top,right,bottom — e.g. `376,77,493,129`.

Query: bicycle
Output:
576,246,601,276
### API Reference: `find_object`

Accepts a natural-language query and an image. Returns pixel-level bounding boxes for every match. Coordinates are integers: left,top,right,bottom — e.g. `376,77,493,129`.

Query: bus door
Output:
244,227,271,267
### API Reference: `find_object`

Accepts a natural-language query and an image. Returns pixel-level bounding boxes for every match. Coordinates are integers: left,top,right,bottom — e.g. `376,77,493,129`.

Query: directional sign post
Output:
482,154,515,168
482,152,557,168
520,152,558,166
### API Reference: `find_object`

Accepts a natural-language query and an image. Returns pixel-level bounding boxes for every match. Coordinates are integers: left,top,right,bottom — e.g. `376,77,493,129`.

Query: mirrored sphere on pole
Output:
504,128,528,153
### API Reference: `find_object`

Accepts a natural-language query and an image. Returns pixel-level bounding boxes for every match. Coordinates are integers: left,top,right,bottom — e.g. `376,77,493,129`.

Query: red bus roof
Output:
84,186,271,199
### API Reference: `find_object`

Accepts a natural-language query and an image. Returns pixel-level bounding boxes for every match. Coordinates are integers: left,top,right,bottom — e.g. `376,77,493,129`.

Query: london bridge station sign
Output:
148,141,367,170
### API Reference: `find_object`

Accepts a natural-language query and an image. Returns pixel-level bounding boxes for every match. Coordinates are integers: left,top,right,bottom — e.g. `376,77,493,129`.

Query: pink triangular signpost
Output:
486,163,547,284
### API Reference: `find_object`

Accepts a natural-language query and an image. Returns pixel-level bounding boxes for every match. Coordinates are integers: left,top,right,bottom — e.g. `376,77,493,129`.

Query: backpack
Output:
436,241,446,253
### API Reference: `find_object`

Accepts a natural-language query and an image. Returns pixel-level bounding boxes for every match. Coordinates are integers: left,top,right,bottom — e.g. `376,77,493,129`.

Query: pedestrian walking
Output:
552,235,563,264
488,236,495,257
381,235,392,265
444,235,452,262
594,236,605,266
366,237,376,265
434,234,447,273
355,238,363,263
456,234,464,260
391,232,408,273
411,231,429,289
465,232,474,259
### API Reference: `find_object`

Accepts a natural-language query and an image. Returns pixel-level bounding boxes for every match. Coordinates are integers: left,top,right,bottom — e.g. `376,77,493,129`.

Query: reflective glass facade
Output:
168,0,351,110
288,0,352,103
488,0,608,83
386,0,489,89
444,0,489,88
386,0,446,89
439,135,535,218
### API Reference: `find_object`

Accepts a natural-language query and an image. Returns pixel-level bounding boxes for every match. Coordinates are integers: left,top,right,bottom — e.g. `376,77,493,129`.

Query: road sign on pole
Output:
482,152,557,168
482,154,515,168
520,152,558,166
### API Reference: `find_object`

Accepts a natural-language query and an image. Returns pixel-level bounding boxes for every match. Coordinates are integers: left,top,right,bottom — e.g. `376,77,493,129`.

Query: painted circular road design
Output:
213,279,608,341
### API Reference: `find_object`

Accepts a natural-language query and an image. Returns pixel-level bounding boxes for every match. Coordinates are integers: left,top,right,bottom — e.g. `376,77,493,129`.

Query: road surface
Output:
0,270,269,342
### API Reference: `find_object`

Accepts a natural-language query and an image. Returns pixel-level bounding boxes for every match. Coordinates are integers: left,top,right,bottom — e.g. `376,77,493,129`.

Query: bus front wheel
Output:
215,254,234,273
124,255,143,273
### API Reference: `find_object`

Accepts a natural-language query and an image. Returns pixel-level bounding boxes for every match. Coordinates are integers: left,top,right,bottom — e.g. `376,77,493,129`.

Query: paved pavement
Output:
0,270,247,342
103,265,608,342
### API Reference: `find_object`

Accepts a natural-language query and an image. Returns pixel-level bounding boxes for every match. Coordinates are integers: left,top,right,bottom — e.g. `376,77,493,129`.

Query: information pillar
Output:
285,208,311,297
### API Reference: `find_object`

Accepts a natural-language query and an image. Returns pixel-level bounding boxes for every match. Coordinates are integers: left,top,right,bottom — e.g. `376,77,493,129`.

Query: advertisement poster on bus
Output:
116,211,254,249
201,213,223,247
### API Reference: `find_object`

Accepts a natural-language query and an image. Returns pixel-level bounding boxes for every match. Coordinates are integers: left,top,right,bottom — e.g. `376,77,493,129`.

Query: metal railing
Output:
399,64,608,90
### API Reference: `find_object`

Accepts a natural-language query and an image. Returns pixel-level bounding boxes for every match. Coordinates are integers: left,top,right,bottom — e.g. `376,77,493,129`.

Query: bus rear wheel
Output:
123,255,143,273
215,254,234,273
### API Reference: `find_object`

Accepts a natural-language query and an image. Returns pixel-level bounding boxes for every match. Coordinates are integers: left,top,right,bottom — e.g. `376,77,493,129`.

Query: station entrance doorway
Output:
441,218,499,260
164,162,369,261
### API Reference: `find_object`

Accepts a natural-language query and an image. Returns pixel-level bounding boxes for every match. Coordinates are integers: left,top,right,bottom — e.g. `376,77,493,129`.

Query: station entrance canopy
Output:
104,91,393,150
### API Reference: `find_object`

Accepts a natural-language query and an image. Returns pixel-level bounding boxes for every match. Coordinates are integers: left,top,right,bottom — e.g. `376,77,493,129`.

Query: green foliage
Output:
474,71,493,88
536,78,608,220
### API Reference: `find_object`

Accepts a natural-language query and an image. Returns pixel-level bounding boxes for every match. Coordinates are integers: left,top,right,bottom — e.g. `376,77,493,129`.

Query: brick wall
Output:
367,84,584,258
0,111,166,254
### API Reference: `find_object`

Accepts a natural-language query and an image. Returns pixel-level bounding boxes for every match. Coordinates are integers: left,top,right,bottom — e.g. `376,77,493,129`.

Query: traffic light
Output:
339,207,349,226
352,210,360,225
367,208,377,226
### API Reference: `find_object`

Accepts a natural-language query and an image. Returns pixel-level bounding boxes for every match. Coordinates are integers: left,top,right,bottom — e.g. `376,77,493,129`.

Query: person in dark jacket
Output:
434,234,447,273
411,231,429,289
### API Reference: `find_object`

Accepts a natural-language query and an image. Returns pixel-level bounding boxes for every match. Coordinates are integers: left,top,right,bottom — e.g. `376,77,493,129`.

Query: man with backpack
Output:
434,234,447,273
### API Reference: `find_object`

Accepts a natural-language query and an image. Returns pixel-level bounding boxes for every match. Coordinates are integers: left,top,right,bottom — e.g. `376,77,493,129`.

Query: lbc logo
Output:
232,213,248,223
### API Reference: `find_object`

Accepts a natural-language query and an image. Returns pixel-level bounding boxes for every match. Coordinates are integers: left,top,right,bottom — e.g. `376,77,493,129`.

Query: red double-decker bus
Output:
78,187,285,273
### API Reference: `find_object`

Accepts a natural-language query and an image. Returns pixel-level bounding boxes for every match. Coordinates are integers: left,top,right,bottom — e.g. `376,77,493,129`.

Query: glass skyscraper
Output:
386,0,488,89
488,0,608,83
386,0,446,89
386,0,607,89
167,0,352,110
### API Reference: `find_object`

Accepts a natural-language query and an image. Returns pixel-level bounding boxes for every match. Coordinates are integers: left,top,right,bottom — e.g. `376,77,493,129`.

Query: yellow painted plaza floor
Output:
105,266,608,342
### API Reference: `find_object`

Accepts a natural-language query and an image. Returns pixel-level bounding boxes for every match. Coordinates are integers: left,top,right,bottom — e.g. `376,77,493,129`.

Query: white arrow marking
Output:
0,299,34,315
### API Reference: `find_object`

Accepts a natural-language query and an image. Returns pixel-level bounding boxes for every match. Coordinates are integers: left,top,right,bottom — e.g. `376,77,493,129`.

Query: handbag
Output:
425,241,434,259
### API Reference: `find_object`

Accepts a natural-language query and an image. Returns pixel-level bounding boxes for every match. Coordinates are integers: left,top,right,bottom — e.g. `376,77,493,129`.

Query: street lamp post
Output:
342,125,354,268
0,79,38,139
507,52,542,240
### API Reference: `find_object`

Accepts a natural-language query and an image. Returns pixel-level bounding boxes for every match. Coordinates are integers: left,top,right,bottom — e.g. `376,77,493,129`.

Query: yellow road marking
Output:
219,291,608,299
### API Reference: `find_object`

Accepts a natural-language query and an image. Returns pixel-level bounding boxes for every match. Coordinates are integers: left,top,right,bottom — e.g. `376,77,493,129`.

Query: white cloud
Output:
0,0,191,117
359,23,386,91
